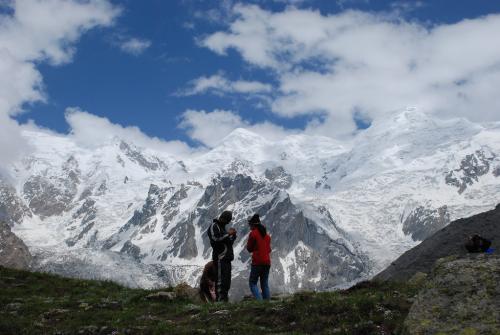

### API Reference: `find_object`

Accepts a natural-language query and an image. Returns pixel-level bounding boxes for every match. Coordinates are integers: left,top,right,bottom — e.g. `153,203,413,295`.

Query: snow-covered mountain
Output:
1,108,500,297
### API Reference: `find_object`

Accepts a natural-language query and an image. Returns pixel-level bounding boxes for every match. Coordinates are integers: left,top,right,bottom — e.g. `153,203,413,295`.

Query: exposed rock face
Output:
494,165,500,177
403,255,500,335
119,141,168,172
0,181,31,225
264,166,293,189
402,206,450,241
23,156,80,218
65,198,97,247
120,241,144,261
0,221,32,270
102,183,171,250
375,204,500,281
445,149,496,194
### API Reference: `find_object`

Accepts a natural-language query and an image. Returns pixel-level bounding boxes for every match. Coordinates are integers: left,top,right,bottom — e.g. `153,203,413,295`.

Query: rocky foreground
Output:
404,254,500,335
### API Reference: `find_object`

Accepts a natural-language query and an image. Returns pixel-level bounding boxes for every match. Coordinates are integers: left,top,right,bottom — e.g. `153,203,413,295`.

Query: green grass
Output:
0,266,420,335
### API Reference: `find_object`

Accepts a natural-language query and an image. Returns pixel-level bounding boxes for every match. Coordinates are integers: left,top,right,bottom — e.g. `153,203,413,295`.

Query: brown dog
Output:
199,261,216,303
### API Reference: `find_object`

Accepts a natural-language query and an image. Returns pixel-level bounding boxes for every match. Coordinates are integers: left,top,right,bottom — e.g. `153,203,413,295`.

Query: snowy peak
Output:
361,108,481,146
2,110,500,296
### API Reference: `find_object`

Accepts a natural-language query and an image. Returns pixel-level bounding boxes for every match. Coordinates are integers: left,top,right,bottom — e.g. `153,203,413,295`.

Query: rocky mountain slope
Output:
375,203,500,281
0,221,32,270
1,109,500,296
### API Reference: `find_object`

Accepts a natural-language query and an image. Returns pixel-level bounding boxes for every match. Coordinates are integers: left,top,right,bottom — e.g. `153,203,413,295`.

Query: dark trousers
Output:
249,264,270,300
214,260,231,302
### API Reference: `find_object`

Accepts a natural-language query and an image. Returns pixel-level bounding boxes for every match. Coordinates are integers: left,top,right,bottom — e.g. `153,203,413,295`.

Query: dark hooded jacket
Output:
207,219,236,261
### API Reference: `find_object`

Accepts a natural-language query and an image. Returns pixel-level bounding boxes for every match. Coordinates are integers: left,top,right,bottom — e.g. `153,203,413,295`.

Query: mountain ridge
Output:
1,109,500,296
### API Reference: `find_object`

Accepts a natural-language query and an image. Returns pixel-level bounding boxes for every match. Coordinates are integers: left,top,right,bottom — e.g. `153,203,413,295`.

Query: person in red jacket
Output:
246,214,271,300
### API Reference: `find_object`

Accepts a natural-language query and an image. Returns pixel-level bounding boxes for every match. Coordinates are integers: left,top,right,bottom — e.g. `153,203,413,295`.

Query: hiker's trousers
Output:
249,264,270,300
214,260,231,302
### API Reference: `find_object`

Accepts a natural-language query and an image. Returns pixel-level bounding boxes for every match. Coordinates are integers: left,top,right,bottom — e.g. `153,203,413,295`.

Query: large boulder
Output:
403,254,500,334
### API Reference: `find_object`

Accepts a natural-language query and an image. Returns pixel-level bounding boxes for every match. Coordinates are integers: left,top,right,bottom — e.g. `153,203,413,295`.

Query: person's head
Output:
218,210,233,225
248,214,266,237
248,214,260,226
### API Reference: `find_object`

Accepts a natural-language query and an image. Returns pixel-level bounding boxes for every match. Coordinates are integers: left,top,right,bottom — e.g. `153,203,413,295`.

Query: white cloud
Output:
118,37,151,56
0,49,44,116
201,5,500,137
0,113,33,179
192,0,234,24
390,1,425,14
179,109,245,147
66,108,193,156
179,109,295,147
178,73,272,96
0,0,120,176
0,0,120,67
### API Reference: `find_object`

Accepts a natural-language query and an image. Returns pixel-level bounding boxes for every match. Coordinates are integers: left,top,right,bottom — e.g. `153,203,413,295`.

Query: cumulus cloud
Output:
66,108,193,156
0,0,120,176
118,37,152,56
0,113,33,179
179,109,296,147
178,73,272,96
201,5,500,137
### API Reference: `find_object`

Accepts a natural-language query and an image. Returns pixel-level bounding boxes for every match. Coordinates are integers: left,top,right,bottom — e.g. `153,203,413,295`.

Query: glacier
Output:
1,108,500,298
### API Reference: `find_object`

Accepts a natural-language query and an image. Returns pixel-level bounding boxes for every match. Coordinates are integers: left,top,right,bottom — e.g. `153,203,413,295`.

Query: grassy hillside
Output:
0,266,420,335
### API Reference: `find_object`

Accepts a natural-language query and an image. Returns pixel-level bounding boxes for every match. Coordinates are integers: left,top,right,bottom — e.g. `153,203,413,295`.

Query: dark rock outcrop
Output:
265,166,293,189
65,198,98,247
119,141,168,172
375,203,500,281
402,205,450,241
120,241,144,261
0,182,31,225
445,149,496,194
23,156,80,218
102,184,170,250
494,165,500,177
0,221,32,269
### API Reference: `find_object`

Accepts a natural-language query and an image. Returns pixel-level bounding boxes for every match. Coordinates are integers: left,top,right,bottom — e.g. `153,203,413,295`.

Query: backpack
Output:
465,234,492,253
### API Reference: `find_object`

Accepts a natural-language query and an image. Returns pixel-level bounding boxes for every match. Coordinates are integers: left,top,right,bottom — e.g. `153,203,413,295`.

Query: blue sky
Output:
4,0,500,152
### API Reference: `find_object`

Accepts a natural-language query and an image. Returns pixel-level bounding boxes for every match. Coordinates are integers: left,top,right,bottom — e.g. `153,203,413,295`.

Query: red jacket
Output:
246,227,271,265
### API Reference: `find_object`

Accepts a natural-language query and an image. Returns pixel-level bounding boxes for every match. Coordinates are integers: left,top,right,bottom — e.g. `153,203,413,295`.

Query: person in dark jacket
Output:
246,214,271,300
207,210,236,302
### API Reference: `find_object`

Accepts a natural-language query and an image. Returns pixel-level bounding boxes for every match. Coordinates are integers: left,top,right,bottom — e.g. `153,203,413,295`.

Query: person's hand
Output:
228,228,237,236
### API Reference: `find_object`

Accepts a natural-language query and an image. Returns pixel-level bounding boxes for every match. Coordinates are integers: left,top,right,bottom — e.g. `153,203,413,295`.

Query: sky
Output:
2,0,500,173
